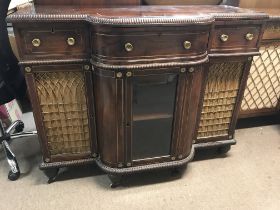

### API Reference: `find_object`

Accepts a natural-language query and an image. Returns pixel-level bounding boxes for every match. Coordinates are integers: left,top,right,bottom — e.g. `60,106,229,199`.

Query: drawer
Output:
262,22,280,40
93,31,209,58
210,25,261,53
16,24,89,59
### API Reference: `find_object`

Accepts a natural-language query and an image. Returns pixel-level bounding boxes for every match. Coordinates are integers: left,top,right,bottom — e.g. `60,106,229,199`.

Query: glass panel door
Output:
131,73,178,160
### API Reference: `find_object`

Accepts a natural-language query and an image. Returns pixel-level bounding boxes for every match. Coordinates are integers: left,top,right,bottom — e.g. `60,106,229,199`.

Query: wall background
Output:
240,0,280,8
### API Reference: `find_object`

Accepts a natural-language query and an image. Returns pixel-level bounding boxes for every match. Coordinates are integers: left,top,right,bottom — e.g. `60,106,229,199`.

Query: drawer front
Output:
93,31,209,58
211,25,261,52
263,22,280,40
17,24,89,59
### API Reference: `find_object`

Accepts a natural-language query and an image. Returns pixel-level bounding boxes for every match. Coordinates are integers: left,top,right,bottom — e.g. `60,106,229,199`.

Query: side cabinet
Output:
94,65,207,172
23,63,97,167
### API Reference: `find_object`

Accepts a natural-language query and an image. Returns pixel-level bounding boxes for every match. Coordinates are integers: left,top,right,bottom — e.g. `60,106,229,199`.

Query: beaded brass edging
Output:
194,139,236,149
19,59,90,66
39,158,96,169
7,14,214,25
91,56,209,70
96,146,195,175
6,6,268,25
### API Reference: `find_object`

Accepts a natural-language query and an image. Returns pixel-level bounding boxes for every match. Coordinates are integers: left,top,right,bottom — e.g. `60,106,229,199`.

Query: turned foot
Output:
108,174,122,188
171,166,186,176
43,168,60,184
217,145,231,154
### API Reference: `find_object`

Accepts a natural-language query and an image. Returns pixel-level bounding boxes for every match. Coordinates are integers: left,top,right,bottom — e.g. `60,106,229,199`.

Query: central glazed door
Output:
124,67,189,166
129,73,178,160
94,65,206,169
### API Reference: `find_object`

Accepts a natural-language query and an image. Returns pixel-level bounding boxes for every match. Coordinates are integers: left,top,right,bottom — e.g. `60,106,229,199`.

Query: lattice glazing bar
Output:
35,71,91,155
241,42,280,116
197,62,244,140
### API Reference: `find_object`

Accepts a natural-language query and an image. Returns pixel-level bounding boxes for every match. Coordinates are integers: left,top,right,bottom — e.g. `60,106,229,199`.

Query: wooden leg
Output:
108,174,122,188
217,145,231,154
43,168,60,184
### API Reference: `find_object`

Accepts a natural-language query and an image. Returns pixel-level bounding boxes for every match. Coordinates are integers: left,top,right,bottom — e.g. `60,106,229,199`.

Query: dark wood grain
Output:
34,0,141,5
9,4,267,174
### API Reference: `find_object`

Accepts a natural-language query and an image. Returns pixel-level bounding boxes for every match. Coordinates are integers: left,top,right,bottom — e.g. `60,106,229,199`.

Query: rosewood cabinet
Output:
7,3,267,186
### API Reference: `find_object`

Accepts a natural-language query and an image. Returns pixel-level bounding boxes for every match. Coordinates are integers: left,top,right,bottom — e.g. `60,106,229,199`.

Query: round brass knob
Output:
245,33,254,41
67,37,75,46
32,38,41,47
84,65,90,70
125,43,133,52
116,72,123,78
183,41,191,49
126,72,132,77
189,67,195,73
25,67,32,73
220,34,229,42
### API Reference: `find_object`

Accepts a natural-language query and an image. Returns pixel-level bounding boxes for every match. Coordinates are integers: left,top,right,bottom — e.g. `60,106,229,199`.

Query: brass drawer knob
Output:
116,72,123,78
32,38,41,47
125,43,133,52
24,67,32,73
126,72,132,77
67,37,75,46
220,34,229,42
245,33,254,41
183,41,191,49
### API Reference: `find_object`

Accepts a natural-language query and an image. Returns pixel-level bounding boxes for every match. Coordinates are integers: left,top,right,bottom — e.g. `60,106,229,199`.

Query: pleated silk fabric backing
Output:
197,62,244,140
34,71,90,155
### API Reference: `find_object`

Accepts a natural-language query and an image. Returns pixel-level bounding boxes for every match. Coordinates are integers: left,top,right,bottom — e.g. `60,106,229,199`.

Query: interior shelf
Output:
133,113,173,121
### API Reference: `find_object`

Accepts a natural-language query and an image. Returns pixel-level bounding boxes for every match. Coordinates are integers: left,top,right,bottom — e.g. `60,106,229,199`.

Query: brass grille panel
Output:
197,62,244,139
35,71,90,155
241,43,280,112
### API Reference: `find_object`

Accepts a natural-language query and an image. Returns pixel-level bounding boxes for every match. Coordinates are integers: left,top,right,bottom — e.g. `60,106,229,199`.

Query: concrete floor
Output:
0,112,279,210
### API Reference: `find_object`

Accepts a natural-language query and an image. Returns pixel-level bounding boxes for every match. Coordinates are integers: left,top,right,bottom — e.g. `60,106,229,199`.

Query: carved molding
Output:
6,5,268,24
19,59,90,66
91,55,209,70
194,139,236,148
7,13,214,25
96,146,195,175
39,158,96,169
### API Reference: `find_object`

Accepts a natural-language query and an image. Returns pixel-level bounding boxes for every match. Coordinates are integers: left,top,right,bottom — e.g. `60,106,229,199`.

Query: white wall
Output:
9,0,32,10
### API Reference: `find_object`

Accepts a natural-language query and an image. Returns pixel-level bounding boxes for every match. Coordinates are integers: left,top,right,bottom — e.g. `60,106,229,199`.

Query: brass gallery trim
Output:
7,13,214,25
209,51,260,58
19,59,90,66
39,158,96,169
7,7,268,25
269,16,280,21
194,139,236,149
95,146,195,175
91,57,209,70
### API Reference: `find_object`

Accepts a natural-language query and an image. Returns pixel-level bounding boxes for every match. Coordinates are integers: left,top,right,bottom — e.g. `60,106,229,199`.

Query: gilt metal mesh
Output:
197,62,244,140
241,43,280,112
35,71,90,155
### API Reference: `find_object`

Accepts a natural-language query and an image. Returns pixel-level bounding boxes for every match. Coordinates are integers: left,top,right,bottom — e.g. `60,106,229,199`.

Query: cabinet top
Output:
248,8,280,22
7,3,268,25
